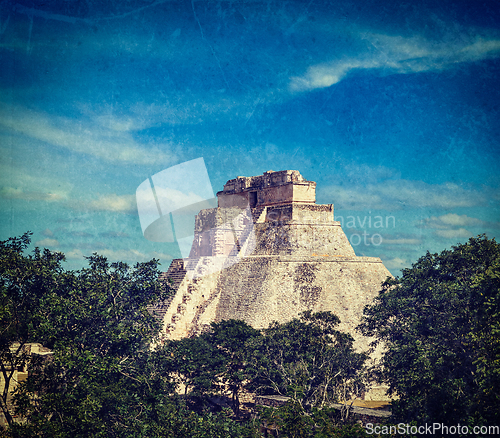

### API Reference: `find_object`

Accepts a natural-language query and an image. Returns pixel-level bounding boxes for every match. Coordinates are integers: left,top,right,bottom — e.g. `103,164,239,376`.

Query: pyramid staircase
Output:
148,259,187,323
152,206,267,332
252,206,267,223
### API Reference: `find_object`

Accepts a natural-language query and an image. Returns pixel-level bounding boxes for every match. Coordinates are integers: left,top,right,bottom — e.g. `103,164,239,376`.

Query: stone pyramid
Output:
158,170,391,352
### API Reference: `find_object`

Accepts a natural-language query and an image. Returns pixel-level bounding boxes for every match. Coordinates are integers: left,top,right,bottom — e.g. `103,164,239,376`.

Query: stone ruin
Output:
155,170,392,353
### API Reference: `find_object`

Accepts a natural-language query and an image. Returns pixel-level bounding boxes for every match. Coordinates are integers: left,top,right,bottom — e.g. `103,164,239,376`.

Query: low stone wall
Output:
255,395,392,426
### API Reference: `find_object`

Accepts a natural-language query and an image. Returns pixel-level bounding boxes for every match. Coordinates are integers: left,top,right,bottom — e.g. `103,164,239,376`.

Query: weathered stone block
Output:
156,170,391,356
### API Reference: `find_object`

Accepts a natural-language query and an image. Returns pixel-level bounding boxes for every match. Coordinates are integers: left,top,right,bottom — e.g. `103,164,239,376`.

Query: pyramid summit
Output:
157,170,391,352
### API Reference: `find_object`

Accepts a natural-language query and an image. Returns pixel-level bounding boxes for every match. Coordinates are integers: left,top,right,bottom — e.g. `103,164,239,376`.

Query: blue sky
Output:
1,0,499,276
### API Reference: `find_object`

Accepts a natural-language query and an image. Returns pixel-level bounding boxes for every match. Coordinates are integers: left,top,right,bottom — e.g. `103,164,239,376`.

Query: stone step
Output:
148,259,187,323
252,206,267,222
162,259,188,291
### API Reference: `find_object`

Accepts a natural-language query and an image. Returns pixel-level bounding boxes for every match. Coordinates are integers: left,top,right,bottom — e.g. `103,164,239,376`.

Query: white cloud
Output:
321,180,488,210
35,238,60,247
435,228,472,239
0,160,72,203
383,257,408,271
65,249,85,260
0,152,138,213
87,194,136,213
0,187,68,202
417,213,496,241
65,247,173,265
86,101,200,132
150,251,175,260
290,59,373,91
420,213,485,229
97,248,148,262
290,33,500,92
154,187,207,214
69,194,137,213
93,114,142,132
0,104,176,165
66,247,146,262
383,238,422,245
458,38,500,62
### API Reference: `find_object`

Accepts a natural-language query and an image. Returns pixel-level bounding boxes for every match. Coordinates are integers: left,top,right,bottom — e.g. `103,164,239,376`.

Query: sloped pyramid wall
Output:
159,170,391,354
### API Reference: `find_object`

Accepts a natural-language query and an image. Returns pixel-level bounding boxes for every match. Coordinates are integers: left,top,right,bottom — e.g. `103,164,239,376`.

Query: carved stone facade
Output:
159,170,391,353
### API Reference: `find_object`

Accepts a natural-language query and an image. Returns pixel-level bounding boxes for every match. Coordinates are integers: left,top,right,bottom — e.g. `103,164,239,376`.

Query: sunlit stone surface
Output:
156,170,391,355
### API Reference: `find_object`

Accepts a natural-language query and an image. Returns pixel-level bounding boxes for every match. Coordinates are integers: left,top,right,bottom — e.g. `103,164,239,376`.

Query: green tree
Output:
206,320,261,416
160,320,260,416
0,232,66,428
360,235,500,425
0,233,174,437
0,234,265,438
249,311,366,412
259,400,314,438
258,402,379,438
162,335,226,397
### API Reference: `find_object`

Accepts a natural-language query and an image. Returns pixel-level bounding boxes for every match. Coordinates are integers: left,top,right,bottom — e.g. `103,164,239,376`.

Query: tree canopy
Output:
6,232,499,436
248,311,367,412
0,232,174,436
360,235,500,425
1,233,367,437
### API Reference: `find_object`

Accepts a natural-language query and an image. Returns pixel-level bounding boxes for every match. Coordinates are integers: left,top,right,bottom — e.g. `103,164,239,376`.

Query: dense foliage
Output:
248,311,367,412
258,401,376,438
3,232,499,436
1,233,365,437
360,235,500,426
1,232,173,436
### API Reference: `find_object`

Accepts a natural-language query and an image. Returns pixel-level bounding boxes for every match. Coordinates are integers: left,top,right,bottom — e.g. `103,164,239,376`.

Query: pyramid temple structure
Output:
156,170,391,352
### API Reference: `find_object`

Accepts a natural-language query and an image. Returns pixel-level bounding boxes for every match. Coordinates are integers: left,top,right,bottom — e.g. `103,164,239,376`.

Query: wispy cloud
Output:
417,213,499,241
65,247,174,266
0,104,176,165
0,187,67,202
0,160,72,202
69,194,137,214
35,238,60,248
99,231,130,238
321,180,491,211
418,213,487,229
85,100,205,131
435,228,472,239
86,194,136,213
290,33,500,91
0,156,137,214
383,256,408,272
383,238,422,245
41,228,54,237
66,247,149,263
